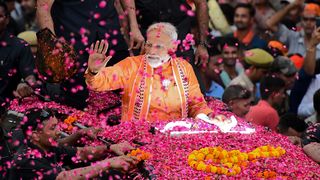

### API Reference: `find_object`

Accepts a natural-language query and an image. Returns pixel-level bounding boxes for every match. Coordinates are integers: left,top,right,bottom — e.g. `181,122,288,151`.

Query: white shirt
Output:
298,74,320,117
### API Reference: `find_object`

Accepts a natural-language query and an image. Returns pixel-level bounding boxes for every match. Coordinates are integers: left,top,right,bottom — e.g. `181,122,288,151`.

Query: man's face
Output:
234,7,252,30
205,55,223,82
21,0,36,15
222,46,238,67
145,29,175,67
301,12,317,35
0,7,9,33
230,98,251,118
252,68,268,82
271,88,286,106
37,117,60,148
279,73,297,90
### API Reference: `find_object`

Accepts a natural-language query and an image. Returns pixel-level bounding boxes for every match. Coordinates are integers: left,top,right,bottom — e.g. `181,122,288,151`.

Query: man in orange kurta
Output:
85,23,212,122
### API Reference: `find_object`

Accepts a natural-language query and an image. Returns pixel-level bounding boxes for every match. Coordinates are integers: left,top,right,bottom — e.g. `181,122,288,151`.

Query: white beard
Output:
146,54,171,68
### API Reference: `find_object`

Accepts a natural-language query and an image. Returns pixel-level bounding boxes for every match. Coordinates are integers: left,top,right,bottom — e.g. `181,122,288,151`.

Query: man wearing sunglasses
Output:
266,1,320,59
9,108,139,179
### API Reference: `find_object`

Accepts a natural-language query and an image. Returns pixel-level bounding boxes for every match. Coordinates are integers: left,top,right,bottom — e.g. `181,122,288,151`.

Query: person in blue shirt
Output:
200,38,224,100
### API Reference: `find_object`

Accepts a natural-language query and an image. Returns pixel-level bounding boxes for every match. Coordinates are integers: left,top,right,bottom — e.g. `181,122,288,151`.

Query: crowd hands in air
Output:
1,0,320,179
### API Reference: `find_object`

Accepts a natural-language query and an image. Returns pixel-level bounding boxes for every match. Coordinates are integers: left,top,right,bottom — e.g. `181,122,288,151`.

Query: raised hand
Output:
310,27,320,47
292,0,305,7
194,45,209,66
88,40,112,73
128,28,145,52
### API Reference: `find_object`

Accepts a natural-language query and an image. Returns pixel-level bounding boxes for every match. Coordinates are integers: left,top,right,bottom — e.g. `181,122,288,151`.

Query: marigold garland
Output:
128,148,152,161
187,145,286,176
63,116,77,131
257,170,277,179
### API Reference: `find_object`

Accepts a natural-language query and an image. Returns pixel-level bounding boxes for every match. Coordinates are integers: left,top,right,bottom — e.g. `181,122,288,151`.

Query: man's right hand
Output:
291,0,305,7
106,155,138,171
88,40,112,73
310,27,320,47
110,141,135,156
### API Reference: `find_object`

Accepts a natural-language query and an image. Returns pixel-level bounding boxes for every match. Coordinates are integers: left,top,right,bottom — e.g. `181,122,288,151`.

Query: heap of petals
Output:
8,95,320,179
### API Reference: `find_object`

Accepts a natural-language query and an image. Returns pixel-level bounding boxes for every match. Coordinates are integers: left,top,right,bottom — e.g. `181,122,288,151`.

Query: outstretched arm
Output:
36,0,55,33
194,0,209,66
266,0,303,32
119,0,145,51
56,156,138,180
304,28,320,75
303,143,320,163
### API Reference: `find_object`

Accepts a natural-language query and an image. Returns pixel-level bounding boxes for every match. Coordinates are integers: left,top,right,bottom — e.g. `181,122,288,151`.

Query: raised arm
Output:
304,28,320,75
85,40,132,91
194,0,209,65
119,0,145,51
266,0,303,32
36,0,55,33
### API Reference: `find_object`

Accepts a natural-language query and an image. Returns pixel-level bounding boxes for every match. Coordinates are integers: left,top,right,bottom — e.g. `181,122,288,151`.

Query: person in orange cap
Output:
266,1,320,59
288,53,304,69
267,40,289,57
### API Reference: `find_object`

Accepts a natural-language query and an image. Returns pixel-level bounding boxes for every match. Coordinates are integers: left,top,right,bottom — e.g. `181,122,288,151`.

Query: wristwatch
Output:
197,40,209,48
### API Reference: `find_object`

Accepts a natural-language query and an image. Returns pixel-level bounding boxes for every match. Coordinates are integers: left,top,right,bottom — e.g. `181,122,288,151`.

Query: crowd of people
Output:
1,0,320,179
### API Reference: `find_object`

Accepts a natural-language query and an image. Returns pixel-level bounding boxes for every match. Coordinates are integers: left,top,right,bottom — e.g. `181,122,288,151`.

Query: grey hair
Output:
146,22,178,41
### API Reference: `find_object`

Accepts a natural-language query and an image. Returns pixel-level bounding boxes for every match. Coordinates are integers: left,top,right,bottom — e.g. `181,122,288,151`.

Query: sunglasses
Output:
302,17,316,22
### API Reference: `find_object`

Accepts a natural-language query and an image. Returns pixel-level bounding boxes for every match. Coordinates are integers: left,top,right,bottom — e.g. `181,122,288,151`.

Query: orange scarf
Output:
126,57,189,121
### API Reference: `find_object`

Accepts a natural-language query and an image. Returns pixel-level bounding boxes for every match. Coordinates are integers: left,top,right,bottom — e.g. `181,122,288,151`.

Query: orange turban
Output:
268,41,288,56
304,3,320,16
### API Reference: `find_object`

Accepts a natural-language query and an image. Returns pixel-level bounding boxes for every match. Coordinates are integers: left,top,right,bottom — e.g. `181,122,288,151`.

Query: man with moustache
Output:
85,22,217,122
266,1,320,58
219,37,245,87
231,3,268,50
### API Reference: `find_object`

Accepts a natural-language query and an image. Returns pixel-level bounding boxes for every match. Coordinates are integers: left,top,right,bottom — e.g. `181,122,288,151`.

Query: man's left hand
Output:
194,45,209,66
110,141,135,156
13,83,33,98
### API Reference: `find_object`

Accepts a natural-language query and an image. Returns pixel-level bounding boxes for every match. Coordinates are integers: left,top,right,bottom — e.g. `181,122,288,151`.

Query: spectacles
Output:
302,17,316,22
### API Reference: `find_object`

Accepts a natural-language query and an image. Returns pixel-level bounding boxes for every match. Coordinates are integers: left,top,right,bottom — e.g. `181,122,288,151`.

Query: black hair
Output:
278,113,308,134
0,2,9,16
260,75,285,100
221,36,241,50
234,3,256,17
222,85,251,104
207,36,222,57
267,47,284,58
20,108,57,137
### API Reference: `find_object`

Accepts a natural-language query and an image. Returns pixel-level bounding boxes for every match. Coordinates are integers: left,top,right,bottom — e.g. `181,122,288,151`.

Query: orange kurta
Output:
85,55,212,122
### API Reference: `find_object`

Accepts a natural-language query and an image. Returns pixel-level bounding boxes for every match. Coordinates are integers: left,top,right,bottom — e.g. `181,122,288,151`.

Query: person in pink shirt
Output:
245,75,286,131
